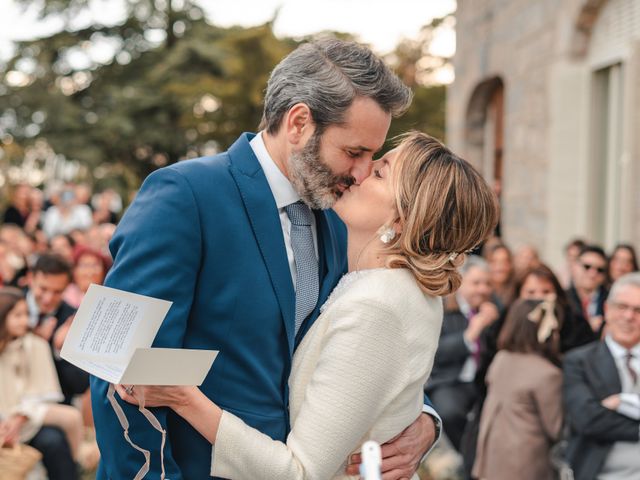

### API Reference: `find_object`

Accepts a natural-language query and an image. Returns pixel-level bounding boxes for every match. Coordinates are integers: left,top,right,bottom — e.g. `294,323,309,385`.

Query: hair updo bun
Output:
383,132,499,296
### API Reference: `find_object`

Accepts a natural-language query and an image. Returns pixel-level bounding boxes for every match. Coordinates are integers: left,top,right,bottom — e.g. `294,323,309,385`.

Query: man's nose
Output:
350,158,373,185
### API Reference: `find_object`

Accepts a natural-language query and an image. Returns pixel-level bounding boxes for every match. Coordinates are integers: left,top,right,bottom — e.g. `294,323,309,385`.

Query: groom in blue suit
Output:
92,38,439,479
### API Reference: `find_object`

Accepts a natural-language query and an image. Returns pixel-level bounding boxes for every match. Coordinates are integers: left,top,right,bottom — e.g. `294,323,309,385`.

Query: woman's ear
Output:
392,217,403,236
284,103,314,145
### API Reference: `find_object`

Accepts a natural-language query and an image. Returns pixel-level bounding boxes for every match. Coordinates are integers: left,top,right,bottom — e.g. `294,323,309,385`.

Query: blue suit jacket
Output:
91,133,348,479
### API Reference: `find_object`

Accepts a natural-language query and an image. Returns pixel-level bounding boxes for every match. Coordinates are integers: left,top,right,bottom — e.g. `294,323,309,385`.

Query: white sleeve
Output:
211,300,408,480
420,404,442,457
616,393,640,420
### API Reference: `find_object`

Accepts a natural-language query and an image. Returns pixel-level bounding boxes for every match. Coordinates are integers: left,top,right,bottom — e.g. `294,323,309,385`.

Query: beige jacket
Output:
472,350,563,480
212,268,443,480
0,333,63,442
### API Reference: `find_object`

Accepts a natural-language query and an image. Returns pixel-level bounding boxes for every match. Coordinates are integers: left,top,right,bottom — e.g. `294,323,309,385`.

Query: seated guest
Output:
0,225,30,288
0,240,23,287
0,288,81,480
564,272,640,480
42,188,92,239
513,244,541,279
559,238,586,289
473,298,563,480
460,264,579,475
608,244,638,284
26,254,89,404
566,244,609,335
92,190,119,225
50,234,76,265
425,255,499,451
63,245,111,309
485,242,517,311
2,183,33,229
518,264,596,352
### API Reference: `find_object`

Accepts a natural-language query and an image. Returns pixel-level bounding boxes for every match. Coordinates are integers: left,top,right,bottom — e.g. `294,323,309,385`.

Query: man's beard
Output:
288,131,355,210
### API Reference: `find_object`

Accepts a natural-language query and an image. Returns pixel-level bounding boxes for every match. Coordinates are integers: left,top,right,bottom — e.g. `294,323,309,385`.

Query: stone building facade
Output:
448,0,640,267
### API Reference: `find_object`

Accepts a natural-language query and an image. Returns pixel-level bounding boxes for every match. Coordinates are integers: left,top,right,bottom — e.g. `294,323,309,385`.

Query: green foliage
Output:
387,84,447,146
1,2,448,187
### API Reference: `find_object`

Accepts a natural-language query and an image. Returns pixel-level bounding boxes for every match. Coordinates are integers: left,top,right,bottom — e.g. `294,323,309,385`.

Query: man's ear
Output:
284,103,314,145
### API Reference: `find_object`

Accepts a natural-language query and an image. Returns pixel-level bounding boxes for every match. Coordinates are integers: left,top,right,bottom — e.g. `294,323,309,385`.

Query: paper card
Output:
61,284,172,366
61,284,218,386
120,348,218,385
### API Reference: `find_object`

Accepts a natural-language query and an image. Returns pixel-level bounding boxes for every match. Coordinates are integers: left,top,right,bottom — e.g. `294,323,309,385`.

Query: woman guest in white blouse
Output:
117,132,499,479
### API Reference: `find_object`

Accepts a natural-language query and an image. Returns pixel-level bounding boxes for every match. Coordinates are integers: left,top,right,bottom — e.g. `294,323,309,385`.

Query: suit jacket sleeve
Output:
90,167,202,479
563,349,640,443
211,299,423,480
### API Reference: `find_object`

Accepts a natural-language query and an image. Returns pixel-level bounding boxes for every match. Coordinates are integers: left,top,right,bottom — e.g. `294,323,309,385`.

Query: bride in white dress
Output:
117,132,499,479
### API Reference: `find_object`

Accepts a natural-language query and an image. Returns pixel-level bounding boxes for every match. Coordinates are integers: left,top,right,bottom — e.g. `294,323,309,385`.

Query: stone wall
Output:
449,0,640,267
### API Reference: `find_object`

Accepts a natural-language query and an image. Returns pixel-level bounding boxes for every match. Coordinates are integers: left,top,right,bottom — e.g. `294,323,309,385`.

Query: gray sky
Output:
0,0,456,59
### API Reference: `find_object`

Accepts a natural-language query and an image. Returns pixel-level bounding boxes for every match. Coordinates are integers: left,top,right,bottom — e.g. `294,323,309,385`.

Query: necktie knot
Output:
285,201,313,226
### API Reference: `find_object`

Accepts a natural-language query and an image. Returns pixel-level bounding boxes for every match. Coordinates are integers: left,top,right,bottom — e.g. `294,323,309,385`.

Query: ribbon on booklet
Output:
107,383,167,479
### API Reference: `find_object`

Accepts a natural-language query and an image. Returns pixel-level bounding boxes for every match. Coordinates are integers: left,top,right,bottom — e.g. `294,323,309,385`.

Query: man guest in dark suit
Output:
564,272,640,480
425,255,500,450
566,244,609,337
27,253,89,404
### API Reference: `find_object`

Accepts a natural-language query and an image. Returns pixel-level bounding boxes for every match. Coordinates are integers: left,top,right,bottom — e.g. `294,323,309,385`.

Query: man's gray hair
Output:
260,38,412,134
460,255,490,276
608,272,640,303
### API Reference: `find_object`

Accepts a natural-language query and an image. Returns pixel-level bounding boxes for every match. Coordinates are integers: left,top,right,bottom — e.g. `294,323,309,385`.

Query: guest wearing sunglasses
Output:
566,245,609,335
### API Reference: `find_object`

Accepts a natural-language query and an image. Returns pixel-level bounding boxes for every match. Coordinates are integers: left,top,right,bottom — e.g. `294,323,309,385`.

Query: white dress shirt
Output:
250,132,318,290
456,293,478,383
599,336,640,480
604,336,640,420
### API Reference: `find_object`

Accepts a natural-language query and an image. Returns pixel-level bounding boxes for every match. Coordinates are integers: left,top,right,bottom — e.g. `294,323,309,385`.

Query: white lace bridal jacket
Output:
211,268,443,480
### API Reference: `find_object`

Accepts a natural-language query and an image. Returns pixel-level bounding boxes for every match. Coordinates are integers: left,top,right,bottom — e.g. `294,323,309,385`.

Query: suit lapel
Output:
316,210,345,308
591,341,622,396
227,133,297,355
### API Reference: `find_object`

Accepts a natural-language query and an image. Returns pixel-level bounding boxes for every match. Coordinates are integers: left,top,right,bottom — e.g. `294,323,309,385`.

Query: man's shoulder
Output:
142,153,238,202
163,152,232,179
159,133,256,181
564,340,604,364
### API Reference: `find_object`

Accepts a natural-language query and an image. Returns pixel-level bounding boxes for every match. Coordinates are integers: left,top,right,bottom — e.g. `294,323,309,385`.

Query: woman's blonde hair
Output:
384,132,499,296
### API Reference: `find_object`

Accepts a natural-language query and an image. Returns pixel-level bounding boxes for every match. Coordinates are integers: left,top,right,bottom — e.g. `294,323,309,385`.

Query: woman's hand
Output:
115,384,197,410
0,415,27,447
116,384,223,444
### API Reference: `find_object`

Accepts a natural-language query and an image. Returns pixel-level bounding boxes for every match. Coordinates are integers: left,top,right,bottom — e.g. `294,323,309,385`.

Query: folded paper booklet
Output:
61,284,218,385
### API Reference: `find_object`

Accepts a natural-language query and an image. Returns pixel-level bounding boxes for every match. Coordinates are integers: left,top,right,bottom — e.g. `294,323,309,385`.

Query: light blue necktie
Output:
285,201,319,336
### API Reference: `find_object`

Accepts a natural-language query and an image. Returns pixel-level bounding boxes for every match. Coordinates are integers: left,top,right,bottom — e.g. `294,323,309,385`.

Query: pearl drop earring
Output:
378,225,397,244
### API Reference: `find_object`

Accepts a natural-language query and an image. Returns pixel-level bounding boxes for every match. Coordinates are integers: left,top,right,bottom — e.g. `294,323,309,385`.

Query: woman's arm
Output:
115,385,222,444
